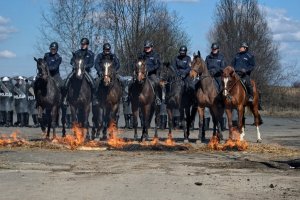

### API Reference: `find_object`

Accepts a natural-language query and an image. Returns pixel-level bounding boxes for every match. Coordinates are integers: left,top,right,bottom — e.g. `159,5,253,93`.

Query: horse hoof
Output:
101,135,107,141
183,139,189,143
257,139,262,143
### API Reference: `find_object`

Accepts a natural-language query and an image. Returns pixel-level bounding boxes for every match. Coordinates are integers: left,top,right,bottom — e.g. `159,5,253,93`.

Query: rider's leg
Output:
244,75,254,102
84,72,99,105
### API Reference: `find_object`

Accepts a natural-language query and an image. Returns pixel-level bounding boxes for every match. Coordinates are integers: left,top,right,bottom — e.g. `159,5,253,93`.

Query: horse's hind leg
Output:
249,104,262,143
167,108,173,138
196,107,205,143
131,100,139,141
153,105,160,138
61,105,66,137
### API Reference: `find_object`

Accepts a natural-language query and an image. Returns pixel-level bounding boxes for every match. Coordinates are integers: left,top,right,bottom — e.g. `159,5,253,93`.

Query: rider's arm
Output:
85,51,95,71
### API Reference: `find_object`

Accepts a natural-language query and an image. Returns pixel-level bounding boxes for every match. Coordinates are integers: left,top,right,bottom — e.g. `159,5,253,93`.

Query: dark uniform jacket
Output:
205,52,226,77
139,51,161,76
43,53,62,76
95,52,120,76
70,49,95,73
174,55,191,78
231,51,255,75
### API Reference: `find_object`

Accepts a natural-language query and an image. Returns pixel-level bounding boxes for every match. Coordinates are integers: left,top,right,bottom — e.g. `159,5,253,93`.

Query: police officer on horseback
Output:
95,43,120,76
63,37,96,105
232,42,255,102
43,42,63,88
205,43,226,92
174,45,192,83
138,40,162,105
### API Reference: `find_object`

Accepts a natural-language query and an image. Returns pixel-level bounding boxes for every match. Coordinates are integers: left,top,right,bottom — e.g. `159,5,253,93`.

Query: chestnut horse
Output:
222,66,263,142
190,51,224,142
130,59,160,141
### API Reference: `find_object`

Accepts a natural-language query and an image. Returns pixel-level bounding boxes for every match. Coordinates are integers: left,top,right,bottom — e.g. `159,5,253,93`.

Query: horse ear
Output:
34,57,38,62
72,52,75,57
197,50,201,58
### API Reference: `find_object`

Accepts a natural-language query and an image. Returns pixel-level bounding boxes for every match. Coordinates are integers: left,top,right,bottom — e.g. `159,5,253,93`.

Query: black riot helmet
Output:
103,43,111,54
240,42,249,48
211,43,219,50
80,38,90,45
49,42,58,50
179,45,187,55
144,40,153,48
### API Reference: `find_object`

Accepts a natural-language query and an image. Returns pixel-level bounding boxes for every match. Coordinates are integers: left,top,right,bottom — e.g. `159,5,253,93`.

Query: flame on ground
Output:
0,131,28,147
165,134,175,146
208,134,248,151
107,120,128,148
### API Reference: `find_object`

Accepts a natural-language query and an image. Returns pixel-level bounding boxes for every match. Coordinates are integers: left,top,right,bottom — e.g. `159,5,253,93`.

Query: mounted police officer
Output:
205,43,226,92
232,42,255,102
138,40,162,105
43,42,63,88
63,37,96,105
172,45,192,129
13,76,28,127
0,77,14,127
94,42,120,104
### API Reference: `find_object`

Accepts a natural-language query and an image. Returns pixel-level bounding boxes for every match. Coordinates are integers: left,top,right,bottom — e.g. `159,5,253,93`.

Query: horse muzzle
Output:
103,76,111,86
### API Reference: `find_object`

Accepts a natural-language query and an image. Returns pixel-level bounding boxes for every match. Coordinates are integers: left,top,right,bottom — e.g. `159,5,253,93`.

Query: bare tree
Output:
36,0,102,76
208,0,281,90
101,0,190,75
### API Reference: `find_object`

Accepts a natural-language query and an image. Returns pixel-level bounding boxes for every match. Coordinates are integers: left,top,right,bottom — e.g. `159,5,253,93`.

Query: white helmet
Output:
17,76,24,80
2,76,10,82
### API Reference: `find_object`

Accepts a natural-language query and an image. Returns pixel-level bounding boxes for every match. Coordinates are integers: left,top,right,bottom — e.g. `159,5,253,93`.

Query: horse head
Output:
134,59,147,83
34,57,49,81
190,50,207,79
102,60,115,86
222,66,237,97
72,52,85,80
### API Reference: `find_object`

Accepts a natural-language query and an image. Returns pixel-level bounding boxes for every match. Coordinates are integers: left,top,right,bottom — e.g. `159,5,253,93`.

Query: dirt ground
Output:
0,115,299,200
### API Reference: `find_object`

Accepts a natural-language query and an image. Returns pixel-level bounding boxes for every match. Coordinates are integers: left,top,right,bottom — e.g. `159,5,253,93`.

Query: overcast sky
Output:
0,0,300,81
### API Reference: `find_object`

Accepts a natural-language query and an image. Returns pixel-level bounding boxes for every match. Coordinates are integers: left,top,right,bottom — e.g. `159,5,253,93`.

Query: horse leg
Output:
51,106,58,139
83,105,90,141
61,105,66,137
153,104,160,138
237,105,245,141
37,106,46,136
91,104,98,140
249,104,262,143
185,106,192,142
197,106,205,143
141,104,151,142
131,99,139,141
225,108,233,140
167,108,173,139
70,105,77,128
211,106,224,141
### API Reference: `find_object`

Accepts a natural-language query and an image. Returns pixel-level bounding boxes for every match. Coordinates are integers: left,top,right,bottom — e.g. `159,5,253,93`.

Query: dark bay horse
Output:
190,51,224,142
160,62,192,142
33,57,61,138
222,66,263,142
130,59,160,141
67,53,92,139
92,60,122,140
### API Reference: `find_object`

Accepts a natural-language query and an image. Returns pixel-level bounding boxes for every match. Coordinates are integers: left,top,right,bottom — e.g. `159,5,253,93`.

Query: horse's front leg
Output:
237,105,245,141
61,105,66,137
197,106,205,143
51,105,58,139
167,108,173,138
141,104,151,142
91,104,99,140
70,105,77,128
225,107,233,139
37,106,46,135
131,99,139,141
84,105,91,141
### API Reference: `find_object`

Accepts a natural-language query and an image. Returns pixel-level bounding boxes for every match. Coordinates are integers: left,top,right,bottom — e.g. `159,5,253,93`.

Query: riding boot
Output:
5,111,12,127
129,115,134,129
0,111,6,126
204,117,210,131
245,77,254,103
14,113,21,127
24,113,29,127
20,113,26,127
124,114,130,129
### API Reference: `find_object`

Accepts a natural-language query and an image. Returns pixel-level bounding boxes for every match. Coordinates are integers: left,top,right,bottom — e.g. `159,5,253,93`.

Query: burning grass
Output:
0,131,28,147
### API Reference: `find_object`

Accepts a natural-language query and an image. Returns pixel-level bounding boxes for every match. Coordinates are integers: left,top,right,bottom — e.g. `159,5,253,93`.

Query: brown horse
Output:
130,59,160,141
33,57,61,139
92,59,122,140
222,66,263,142
190,51,224,142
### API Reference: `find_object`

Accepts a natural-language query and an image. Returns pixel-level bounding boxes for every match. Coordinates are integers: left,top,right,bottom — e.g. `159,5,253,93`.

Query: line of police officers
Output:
0,37,256,129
